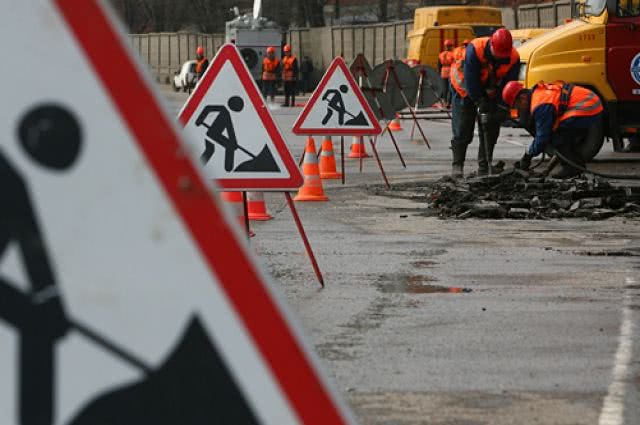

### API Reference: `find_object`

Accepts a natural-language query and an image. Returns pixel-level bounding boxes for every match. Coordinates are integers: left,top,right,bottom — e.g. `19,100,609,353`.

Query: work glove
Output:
514,152,533,170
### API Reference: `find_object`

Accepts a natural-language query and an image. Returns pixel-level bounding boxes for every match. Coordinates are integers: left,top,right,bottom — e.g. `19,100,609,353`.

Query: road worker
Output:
452,39,471,63
502,80,604,178
261,46,280,102
438,39,455,107
195,46,209,80
449,29,520,177
281,44,299,107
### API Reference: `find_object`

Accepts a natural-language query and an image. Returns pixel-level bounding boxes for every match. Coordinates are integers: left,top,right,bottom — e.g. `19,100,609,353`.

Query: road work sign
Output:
0,2,353,425
179,44,303,191
293,57,382,136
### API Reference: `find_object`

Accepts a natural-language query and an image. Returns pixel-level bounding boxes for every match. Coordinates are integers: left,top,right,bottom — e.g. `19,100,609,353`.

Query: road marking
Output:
598,275,637,425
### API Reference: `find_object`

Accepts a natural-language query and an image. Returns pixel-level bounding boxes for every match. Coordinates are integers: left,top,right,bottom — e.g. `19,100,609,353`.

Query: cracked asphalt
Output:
164,87,640,425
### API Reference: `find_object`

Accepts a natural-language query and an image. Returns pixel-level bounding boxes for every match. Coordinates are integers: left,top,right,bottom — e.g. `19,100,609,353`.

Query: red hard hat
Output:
283,44,291,53
266,46,275,54
444,39,454,47
490,28,513,58
502,81,524,107
196,46,204,56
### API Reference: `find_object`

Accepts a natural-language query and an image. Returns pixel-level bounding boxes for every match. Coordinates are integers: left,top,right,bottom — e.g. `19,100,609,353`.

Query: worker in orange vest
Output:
438,39,455,107
502,81,604,178
452,39,470,62
281,44,299,107
261,46,280,103
449,29,520,177
195,46,209,80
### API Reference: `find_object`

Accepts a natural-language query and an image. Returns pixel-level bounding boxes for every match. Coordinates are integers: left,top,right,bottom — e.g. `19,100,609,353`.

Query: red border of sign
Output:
54,1,349,424
292,57,382,136
178,44,303,191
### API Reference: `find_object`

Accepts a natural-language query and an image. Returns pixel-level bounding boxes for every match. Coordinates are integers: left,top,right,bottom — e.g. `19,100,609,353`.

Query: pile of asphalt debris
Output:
423,169,640,220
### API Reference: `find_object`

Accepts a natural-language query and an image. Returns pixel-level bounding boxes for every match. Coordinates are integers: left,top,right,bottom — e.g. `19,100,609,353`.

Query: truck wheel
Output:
171,80,179,92
577,117,605,161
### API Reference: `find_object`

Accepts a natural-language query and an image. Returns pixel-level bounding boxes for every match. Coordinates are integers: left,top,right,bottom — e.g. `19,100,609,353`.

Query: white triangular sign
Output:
293,57,381,136
179,44,303,191
0,1,353,424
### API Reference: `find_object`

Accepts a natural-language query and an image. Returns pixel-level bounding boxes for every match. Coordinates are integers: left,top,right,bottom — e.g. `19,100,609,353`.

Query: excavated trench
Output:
371,170,640,220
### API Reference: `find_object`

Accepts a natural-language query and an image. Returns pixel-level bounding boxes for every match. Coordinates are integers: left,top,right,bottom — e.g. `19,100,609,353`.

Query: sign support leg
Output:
383,123,406,168
341,135,345,184
242,191,251,240
284,192,324,288
369,137,390,189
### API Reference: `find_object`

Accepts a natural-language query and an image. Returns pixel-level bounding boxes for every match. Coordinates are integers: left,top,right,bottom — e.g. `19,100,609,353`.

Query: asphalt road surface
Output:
163,86,640,425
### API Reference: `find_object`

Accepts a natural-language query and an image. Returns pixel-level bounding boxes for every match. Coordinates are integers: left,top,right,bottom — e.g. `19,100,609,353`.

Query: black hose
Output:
553,150,640,180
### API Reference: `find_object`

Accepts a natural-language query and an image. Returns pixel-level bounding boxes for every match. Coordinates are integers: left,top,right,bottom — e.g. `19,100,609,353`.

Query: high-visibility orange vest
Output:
438,50,454,79
450,37,519,98
452,45,466,62
530,82,603,130
282,55,297,81
262,57,279,81
195,57,208,74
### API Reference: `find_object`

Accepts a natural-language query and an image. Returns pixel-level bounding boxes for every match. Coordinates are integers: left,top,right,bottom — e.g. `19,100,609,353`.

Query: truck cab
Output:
517,0,640,155
406,6,502,69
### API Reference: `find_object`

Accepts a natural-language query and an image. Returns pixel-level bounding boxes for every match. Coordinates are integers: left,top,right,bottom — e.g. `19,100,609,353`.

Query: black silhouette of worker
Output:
0,104,79,425
194,96,280,172
321,84,367,126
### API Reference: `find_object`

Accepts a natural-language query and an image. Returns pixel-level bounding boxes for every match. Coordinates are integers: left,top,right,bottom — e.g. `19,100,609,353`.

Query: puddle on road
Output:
376,274,472,294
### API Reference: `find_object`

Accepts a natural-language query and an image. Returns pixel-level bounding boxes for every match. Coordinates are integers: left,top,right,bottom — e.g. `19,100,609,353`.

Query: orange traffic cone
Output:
247,192,272,221
319,136,342,180
294,137,328,202
348,136,370,158
388,115,402,131
222,191,255,236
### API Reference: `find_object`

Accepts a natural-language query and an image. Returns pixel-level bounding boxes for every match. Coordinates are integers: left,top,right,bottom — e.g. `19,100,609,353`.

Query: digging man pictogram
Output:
195,96,280,172
321,84,367,126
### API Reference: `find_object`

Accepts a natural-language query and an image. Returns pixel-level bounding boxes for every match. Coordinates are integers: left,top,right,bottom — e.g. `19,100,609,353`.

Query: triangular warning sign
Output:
179,44,303,191
293,57,382,136
0,2,353,425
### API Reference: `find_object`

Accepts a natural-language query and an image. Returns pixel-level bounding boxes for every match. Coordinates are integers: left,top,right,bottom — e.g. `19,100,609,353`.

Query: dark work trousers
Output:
284,81,296,106
441,78,451,106
545,127,589,166
450,88,502,171
261,80,276,101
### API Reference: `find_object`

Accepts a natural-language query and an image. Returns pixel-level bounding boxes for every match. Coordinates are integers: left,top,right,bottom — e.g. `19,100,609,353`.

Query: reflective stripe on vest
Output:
450,37,519,98
282,55,297,81
530,82,603,130
439,50,454,79
262,57,279,81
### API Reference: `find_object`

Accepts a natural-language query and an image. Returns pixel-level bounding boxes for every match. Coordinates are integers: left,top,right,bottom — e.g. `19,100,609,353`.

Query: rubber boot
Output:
477,140,496,176
451,140,467,178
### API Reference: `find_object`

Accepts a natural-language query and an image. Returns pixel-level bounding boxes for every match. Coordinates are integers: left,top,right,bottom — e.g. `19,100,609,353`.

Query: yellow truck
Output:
509,28,552,48
517,0,640,156
406,6,503,69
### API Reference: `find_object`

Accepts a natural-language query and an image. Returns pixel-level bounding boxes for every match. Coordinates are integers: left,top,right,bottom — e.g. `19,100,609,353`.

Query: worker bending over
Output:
281,44,299,107
261,46,280,103
449,29,520,177
502,81,604,178
438,39,455,107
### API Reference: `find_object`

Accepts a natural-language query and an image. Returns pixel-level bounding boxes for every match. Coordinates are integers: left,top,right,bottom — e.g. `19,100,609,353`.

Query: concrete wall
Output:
128,32,225,83
132,2,573,83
